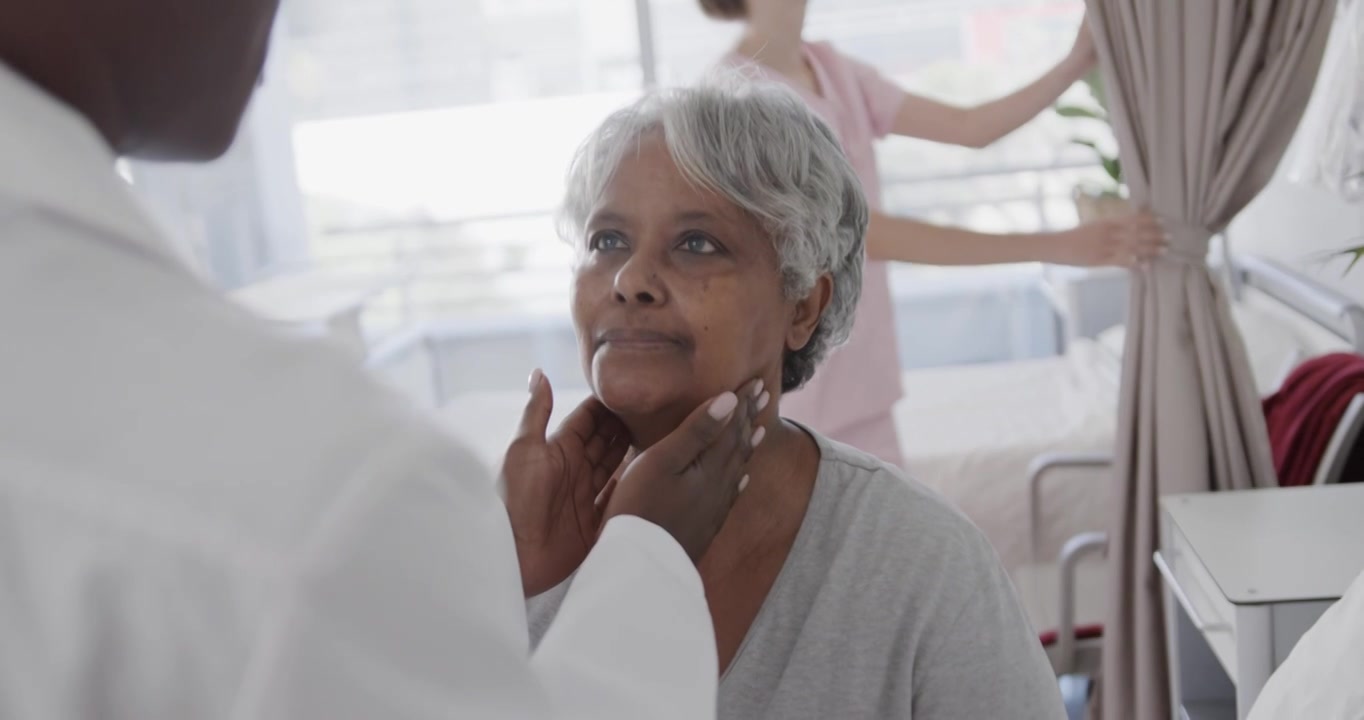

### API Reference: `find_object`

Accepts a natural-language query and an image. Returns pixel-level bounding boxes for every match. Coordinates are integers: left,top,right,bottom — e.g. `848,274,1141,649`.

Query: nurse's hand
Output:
1046,209,1168,268
600,378,764,563
501,370,631,598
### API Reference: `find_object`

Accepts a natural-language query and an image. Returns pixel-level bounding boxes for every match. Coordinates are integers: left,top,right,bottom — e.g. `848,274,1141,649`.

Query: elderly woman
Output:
527,79,1064,719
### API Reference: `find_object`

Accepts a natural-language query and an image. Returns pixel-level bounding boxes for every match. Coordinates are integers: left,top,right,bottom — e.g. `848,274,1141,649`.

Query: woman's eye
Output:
679,233,720,255
589,231,626,252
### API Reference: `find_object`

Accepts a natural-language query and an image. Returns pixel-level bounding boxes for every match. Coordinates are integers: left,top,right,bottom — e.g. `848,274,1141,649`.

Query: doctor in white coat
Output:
0,1,763,718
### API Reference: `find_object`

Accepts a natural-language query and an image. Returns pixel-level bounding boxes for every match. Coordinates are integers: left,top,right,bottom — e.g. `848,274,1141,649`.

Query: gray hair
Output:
558,74,868,392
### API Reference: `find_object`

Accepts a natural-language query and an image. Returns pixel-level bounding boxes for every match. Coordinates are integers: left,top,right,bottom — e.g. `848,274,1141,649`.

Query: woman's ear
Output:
787,274,833,353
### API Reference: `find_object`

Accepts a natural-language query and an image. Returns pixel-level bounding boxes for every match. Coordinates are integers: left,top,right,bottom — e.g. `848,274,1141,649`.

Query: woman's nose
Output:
612,252,667,305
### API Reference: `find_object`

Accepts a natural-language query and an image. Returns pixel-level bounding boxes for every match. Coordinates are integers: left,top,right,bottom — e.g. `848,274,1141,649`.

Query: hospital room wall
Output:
127,22,309,289
1228,173,1364,303
1226,13,1364,306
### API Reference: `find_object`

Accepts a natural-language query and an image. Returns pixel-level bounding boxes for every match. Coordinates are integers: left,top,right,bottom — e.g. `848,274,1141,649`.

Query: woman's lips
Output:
596,328,689,351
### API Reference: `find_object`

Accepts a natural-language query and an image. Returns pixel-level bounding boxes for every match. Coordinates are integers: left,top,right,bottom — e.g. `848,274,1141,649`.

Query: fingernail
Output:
738,475,751,493
757,391,771,412
753,379,765,398
528,369,543,393
751,426,766,448
708,392,738,420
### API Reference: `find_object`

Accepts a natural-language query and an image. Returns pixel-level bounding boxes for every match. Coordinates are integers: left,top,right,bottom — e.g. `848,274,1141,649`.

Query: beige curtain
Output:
1086,1,1337,718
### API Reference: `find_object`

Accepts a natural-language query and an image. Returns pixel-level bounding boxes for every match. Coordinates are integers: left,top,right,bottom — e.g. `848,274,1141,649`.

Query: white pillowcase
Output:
1090,289,1351,396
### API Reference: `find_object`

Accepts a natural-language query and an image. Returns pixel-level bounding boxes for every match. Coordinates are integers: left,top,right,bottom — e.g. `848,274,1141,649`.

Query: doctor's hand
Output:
600,378,765,564
501,370,630,598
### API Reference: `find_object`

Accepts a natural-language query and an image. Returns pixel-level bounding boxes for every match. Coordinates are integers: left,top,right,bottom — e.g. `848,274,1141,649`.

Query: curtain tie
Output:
1156,215,1215,266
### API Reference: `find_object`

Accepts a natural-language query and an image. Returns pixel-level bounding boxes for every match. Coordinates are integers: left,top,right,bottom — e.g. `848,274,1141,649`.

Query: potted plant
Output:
1055,71,1131,223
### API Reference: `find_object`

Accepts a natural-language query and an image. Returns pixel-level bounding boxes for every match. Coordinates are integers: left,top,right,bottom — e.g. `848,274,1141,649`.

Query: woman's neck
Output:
619,383,772,451
697,417,818,577
619,399,819,583
620,406,692,452
735,2,807,77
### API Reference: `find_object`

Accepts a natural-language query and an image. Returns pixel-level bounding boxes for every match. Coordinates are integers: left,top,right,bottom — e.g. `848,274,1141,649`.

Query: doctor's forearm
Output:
532,517,717,720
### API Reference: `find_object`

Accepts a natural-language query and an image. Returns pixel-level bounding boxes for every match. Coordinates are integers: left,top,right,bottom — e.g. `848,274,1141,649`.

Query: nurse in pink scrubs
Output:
707,0,1165,466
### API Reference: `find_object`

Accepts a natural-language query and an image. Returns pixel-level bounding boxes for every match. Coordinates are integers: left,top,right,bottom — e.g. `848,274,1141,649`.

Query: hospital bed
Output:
414,255,1359,574
907,255,1364,578
1015,255,1364,678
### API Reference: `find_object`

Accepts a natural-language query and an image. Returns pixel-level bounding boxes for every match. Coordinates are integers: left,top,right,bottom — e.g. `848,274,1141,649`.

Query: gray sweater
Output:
529,430,1065,719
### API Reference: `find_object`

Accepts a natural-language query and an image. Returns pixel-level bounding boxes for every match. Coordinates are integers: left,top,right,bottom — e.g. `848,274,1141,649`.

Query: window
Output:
258,0,1101,368
281,0,642,333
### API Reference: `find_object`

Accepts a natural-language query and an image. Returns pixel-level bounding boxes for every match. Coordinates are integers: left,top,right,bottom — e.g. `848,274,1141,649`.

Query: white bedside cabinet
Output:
1156,484,1364,720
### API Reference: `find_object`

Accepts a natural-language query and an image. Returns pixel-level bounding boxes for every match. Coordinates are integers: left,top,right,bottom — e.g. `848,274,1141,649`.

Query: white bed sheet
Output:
896,339,1122,574
898,289,1353,575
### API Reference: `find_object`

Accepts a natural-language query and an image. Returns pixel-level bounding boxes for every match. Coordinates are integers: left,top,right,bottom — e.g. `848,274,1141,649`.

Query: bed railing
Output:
1029,253,1364,676
1230,254,1364,353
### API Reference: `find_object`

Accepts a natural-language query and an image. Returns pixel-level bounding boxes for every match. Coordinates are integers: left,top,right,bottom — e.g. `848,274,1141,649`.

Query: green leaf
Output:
1055,104,1108,121
1104,156,1123,184
1069,138,1111,159
1083,69,1110,114
1070,138,1123,185
1337,244,1364,275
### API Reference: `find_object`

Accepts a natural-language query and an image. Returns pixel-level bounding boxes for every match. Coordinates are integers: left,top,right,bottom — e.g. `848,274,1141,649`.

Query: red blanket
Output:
1263,353,1364,486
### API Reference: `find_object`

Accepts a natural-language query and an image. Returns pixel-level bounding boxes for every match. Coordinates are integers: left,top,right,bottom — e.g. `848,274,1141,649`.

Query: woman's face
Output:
571,133,818,431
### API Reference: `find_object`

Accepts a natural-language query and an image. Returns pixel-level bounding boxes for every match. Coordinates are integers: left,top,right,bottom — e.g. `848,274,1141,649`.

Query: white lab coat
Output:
1247,568,1364,719
0,63,717,720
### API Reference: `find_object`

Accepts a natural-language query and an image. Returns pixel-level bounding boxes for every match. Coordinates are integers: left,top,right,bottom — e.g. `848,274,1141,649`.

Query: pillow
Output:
1086,289,1352,396
1095,324,1126,363
1236,288,1352,394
